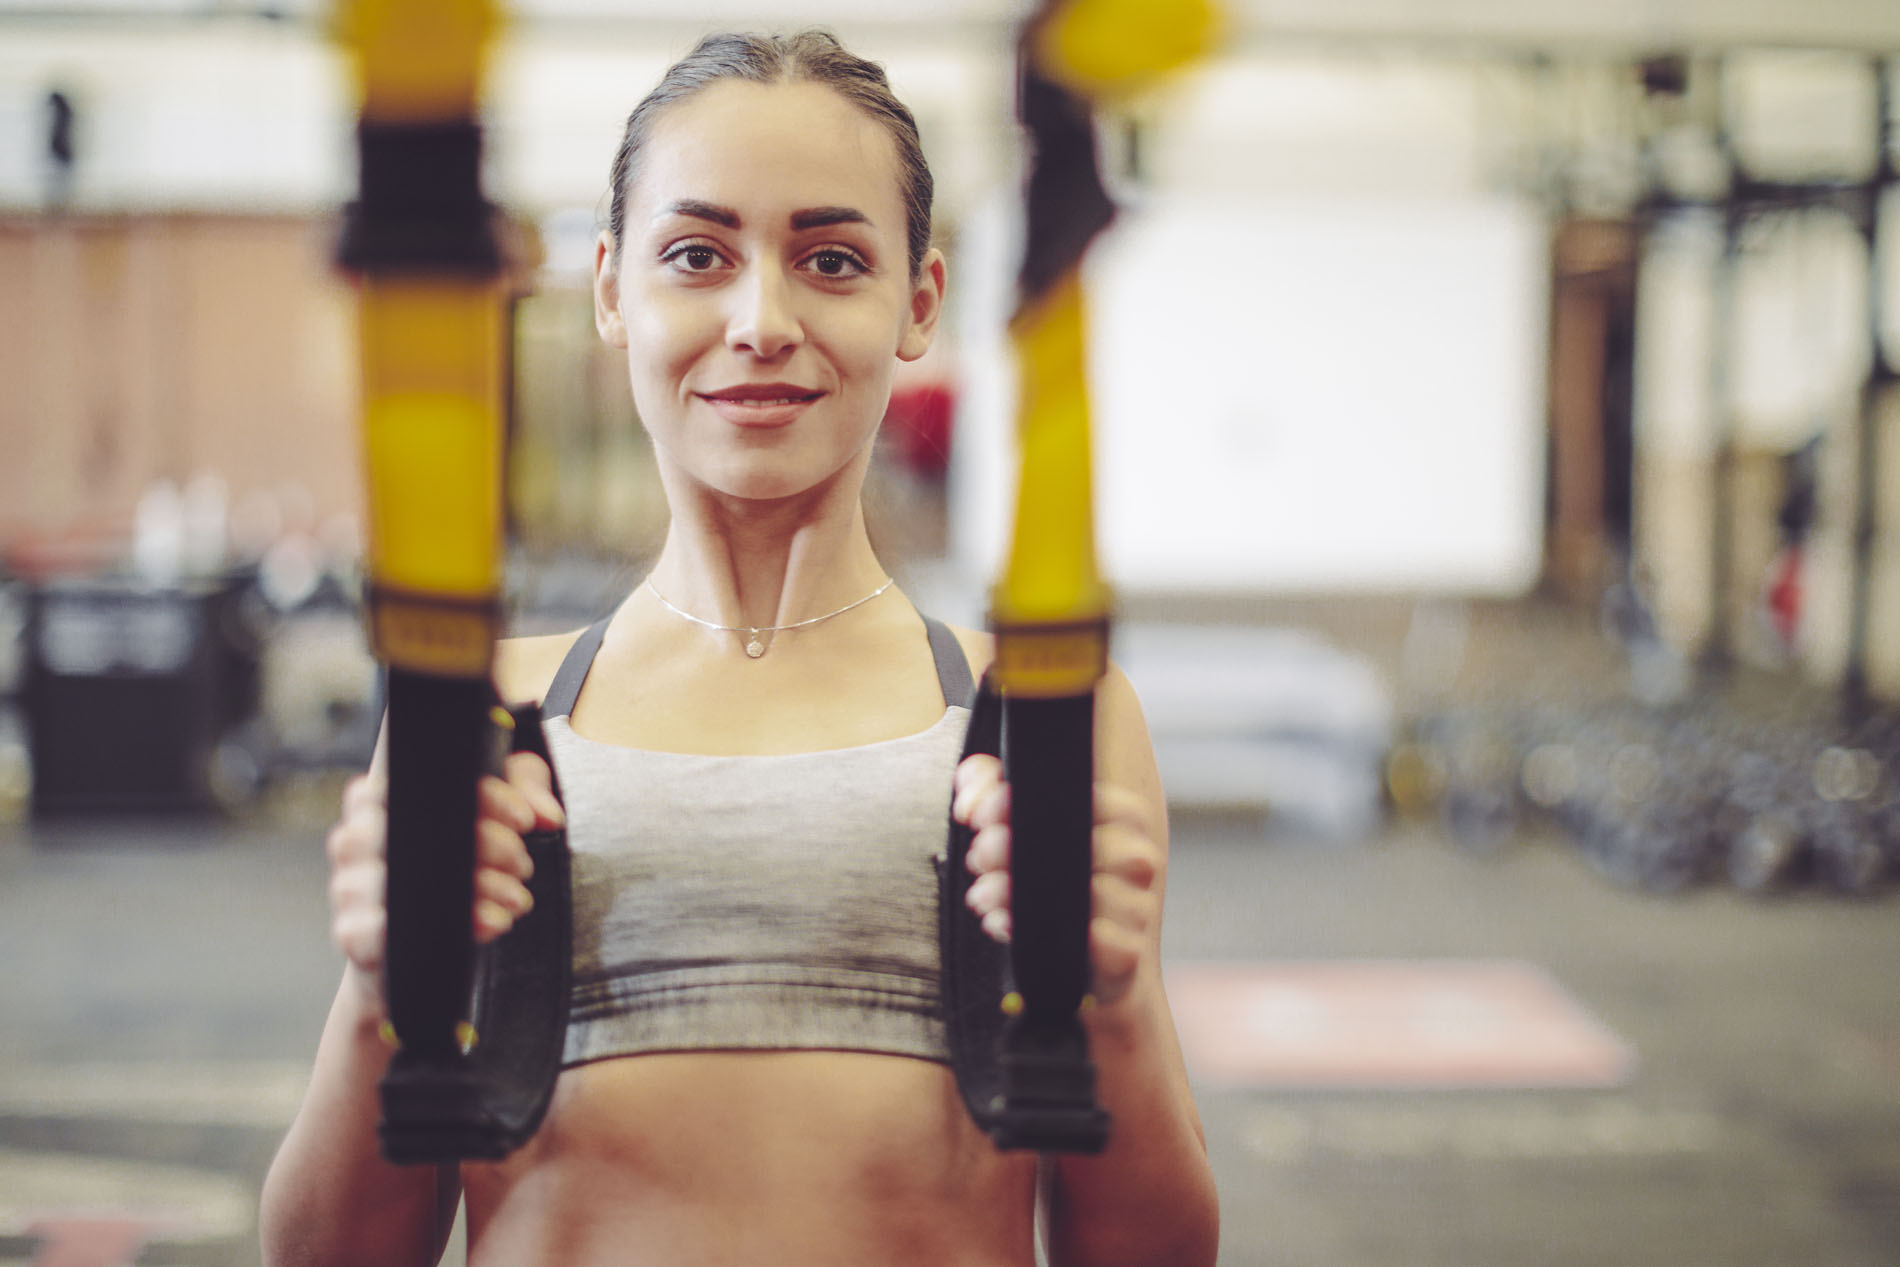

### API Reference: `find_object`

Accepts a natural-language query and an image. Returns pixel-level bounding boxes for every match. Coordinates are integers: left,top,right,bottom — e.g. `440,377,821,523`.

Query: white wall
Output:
950,190,1551,596
0,25,352,212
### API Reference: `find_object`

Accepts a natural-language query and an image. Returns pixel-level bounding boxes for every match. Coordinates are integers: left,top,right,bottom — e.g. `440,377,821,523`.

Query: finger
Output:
1093,781,1152,830
1091,823,1160,890
954,752,1003,796
472,899,515,944
1090,872,1158,942
475,867,534,920
965,867,1010,918
966,823,1012,875
342,772,387,819
952,754,1005,824
504,752,566,828
964,781,1012,834
981,907,1012,944
477,775,537,834
1089,917,1146,1006
328,859,386,914
475,817,534,882
325,810,385,868
332,906,386,971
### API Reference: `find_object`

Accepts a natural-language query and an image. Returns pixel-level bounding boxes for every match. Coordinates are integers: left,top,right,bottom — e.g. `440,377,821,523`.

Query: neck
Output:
644,463,888,633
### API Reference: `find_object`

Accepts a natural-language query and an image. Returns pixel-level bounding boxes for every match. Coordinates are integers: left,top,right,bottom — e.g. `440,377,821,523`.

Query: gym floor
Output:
2,603,1898,1267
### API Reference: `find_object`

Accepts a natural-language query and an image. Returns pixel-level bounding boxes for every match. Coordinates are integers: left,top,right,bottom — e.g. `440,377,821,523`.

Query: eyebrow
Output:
660,199,740,228
790,206,871,230
657,200,872,231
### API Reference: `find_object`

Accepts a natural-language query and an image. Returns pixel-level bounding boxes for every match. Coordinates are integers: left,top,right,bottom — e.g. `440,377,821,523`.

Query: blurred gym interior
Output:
3,2,1900,1264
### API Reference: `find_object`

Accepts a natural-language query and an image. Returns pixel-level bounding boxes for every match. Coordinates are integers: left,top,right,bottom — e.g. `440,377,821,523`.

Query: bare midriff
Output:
461,1050,1041,1267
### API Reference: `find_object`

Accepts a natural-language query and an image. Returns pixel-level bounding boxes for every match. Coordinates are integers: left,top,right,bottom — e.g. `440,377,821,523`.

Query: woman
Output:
261,30,1218,1267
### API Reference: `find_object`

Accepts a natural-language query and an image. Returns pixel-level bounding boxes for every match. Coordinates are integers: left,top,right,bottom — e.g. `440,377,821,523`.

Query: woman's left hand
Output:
951,752,1162,1010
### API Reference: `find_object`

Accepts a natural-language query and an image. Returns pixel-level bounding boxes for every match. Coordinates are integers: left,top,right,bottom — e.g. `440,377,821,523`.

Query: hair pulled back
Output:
607,30,934,280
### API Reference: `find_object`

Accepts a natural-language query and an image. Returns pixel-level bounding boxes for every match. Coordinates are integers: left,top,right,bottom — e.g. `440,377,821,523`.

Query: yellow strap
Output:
991,274,1112,698
1035,0,1223,101
335,0,500,120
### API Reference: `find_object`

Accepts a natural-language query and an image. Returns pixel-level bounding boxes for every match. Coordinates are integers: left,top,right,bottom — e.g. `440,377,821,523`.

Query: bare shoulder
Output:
493,629,591,706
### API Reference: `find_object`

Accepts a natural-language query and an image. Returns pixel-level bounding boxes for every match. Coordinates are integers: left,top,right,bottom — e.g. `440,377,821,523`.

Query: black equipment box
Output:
23,575,260,816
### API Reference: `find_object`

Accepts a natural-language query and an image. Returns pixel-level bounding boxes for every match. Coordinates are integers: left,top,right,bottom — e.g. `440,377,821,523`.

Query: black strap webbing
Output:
378,697,572,1165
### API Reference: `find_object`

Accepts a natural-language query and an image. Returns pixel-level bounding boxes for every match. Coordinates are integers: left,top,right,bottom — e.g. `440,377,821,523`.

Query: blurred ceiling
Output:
3,0,1900,51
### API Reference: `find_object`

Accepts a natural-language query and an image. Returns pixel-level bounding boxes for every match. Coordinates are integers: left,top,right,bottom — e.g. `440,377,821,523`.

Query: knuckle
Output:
1126,851,1160,888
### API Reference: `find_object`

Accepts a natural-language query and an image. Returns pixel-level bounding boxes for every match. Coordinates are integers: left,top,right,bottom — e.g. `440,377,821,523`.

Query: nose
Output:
725,264,803,360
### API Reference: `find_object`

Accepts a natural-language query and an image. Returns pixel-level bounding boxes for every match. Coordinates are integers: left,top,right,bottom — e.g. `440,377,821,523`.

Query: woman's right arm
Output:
257,954,459,1267
259,750,559,1267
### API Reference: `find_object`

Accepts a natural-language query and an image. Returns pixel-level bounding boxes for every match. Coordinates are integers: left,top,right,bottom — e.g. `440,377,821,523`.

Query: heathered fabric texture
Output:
546,706,970,1068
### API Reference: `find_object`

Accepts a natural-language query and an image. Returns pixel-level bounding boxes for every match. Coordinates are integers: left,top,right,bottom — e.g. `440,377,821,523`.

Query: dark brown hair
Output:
606,30,934,279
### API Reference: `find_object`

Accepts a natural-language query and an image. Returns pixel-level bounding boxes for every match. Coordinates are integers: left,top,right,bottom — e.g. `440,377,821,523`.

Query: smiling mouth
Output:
700,392,823,406
696,390,825,427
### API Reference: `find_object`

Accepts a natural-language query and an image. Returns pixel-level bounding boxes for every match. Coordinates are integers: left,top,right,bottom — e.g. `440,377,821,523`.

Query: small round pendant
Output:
745,637,766,658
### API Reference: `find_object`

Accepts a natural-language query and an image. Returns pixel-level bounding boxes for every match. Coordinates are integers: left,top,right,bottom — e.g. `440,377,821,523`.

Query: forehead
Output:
633,78,904,230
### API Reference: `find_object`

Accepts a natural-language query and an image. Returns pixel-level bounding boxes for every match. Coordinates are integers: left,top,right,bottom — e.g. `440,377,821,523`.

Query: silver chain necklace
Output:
644,576,896,658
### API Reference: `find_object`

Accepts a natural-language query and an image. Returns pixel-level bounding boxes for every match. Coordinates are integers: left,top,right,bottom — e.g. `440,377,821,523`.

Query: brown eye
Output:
804,248,867,279
661,242,726,272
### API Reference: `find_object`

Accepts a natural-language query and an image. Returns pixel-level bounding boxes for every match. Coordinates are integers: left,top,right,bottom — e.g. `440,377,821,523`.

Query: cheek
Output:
828,306,904,396
625,293,713,396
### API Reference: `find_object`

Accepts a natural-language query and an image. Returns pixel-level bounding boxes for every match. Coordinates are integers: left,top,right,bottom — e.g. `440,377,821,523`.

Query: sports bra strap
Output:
541,617,609,720
922,615,975,708
537,611,971,718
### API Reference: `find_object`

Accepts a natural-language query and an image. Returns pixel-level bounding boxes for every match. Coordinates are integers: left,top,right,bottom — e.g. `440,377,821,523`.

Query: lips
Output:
696,383,825,427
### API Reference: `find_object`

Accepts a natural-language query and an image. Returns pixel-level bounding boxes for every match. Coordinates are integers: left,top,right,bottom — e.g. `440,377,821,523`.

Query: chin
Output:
700,459,852,506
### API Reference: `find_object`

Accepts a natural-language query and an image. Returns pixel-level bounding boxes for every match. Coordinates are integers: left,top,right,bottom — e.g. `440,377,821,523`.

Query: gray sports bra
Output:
541,613,975,1068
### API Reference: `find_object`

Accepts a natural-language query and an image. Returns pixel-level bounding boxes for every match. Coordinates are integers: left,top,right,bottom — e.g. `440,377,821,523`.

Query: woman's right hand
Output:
325,753,565,1016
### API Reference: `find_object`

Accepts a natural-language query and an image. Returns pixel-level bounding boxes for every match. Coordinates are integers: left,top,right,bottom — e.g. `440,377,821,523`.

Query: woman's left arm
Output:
954,665,1220,1267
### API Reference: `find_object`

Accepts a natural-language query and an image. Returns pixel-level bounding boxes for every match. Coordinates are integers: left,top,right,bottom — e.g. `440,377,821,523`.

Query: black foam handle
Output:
382,668,489,1062
1002,693,1096,1019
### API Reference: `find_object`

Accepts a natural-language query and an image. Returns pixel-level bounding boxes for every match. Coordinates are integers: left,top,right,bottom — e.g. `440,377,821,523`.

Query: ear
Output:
897,247,947,363
593,231,628,349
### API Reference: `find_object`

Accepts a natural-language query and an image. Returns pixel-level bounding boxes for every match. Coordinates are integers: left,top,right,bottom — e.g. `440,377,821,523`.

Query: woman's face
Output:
594,78,945,505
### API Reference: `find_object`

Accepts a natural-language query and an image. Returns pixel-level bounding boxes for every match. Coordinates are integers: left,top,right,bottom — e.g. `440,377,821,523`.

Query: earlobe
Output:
897,248,947,363
593,231,628,349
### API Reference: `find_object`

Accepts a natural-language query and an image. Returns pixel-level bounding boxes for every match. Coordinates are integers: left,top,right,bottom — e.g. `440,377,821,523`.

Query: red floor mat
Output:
1166,960,1636,1090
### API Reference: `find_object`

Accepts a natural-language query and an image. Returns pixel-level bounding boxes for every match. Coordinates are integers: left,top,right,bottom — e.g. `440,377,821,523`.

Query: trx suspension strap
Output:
941,0,1220,1154
335,0,570,1163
